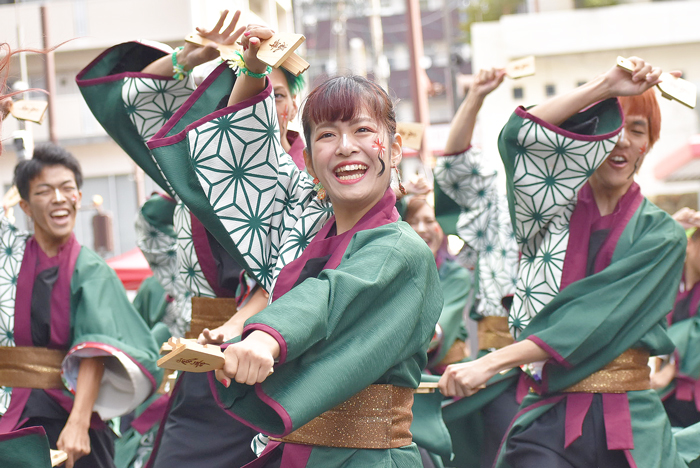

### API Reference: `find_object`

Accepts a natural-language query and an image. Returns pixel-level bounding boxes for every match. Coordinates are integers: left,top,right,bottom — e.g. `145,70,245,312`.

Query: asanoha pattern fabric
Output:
123,76,194,195
0,217,29,413
123,76,194,141
508,119,618,337
123,76,216,333
135,210,191,336
434,148,519,322
186,96,332,293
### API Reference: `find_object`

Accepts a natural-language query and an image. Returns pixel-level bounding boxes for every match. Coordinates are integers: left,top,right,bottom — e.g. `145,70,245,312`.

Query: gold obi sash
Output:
478,316,514,351
0,346,66,389
438,339,468,366
272,384,414,449
186,296,238,339
563,349,651,393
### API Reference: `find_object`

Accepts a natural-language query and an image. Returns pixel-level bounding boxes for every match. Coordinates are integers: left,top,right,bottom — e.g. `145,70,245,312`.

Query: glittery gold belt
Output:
438,339,468,366
272,384,414,449
563,349,651,394
0,346,65,389
478,316,514,350
185,296,238,339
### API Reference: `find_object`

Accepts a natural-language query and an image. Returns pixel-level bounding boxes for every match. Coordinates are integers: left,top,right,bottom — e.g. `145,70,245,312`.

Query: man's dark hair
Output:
13,142,83,200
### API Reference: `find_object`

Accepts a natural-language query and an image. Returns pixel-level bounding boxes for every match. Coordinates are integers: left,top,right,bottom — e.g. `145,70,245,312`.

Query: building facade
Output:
1,0,294,256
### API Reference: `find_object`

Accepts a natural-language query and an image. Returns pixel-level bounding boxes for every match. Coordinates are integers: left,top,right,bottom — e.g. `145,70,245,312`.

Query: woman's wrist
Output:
247,330,281,359
176,48,194,72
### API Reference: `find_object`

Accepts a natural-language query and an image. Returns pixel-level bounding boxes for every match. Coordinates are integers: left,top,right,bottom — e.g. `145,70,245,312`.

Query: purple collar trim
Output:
14,234,81,348
272,188,399,302
560,182,642,290
514,99,624,142
189,213,235,298
672,278,700,324
0,425,47,441
287,131,306,170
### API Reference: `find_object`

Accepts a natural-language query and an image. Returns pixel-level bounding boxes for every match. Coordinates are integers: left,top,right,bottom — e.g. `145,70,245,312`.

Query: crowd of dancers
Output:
2,9,700,468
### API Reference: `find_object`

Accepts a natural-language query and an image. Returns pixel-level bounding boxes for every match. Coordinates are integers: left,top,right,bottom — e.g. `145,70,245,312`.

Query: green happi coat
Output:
433,144,522,468
78,42,208,340
495,99,692,467
428,258,473,369
85,51,442,465
657,281,700,415
0,427,53,468
0,217,162,426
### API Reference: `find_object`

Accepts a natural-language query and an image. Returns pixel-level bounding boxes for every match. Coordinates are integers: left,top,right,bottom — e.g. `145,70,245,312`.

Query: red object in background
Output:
655,135,700,181
106,248,152,290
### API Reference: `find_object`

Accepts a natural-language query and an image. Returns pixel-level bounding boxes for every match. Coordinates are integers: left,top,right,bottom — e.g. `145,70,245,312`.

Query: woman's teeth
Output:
610,156,626,163
335,164,367,173
335,164,368,180
338,174,363,181
51,210,69,218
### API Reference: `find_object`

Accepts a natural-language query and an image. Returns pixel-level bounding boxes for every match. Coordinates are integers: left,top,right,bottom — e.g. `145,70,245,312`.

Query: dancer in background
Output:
0,43,161,468
653,207,700,428
433,68,521,468
77,10,312,468
139,21,443,466
440,58,694,467
2,143,161,468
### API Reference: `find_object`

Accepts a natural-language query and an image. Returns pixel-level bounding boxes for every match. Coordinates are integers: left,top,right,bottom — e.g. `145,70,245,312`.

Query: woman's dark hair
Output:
301,75,397,163
14,143,83,200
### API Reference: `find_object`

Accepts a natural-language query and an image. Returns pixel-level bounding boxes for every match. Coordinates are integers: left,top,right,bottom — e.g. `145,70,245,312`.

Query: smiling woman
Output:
117,21,445,468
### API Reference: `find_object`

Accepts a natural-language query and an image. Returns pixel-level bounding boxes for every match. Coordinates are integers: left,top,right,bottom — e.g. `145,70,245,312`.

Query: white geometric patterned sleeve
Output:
498,104,622,246
0,217,29,349
122,76,194,195
123,76,195,142
435,148,519,319
434,147,499,253
134,199,191,336
185,93,331,291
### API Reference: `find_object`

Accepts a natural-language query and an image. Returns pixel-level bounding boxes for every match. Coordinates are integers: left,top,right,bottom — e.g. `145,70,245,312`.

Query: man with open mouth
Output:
0,141,161,468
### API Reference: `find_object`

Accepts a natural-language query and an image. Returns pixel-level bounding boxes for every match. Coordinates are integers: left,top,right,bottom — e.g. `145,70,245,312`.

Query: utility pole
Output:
334,0,348,74
405,0,430,161
41,5,58,144
442,0,458,116
370,0,389,90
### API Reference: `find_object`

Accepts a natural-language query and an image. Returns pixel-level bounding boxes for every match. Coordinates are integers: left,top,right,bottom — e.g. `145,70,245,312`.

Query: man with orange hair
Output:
439,59,699,467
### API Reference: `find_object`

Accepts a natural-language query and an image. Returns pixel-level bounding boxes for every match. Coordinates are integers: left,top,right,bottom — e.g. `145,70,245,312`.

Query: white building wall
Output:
471,0,700,197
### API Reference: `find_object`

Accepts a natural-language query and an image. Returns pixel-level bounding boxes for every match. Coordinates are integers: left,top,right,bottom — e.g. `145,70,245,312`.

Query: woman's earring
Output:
393,166,407,195
313,178,327,201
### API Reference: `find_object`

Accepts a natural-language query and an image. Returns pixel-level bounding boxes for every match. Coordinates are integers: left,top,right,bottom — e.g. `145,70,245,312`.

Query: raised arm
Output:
141,10,244,77
444,68,505,155
528,57,663,125
227,25,274,107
